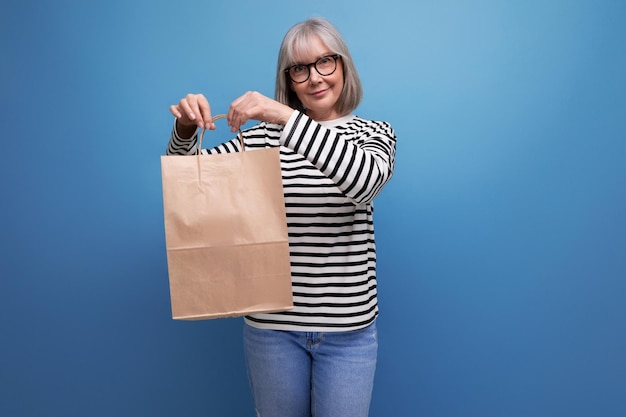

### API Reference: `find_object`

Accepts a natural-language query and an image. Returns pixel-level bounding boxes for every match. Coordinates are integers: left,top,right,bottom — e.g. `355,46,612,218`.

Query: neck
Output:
306,108,341,121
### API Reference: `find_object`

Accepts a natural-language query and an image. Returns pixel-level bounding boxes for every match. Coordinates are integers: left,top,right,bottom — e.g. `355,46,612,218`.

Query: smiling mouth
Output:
311,89,328,96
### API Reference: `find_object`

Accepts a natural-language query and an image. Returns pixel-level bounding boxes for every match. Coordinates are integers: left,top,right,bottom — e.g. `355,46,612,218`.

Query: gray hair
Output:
275,18,363,117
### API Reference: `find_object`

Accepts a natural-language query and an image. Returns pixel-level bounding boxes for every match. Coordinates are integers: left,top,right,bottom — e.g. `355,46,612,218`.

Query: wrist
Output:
175,120,197,139
276,106,295,126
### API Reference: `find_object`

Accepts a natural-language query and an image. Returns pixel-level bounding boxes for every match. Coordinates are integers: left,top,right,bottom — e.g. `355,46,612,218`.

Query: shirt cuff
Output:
279,110,303,145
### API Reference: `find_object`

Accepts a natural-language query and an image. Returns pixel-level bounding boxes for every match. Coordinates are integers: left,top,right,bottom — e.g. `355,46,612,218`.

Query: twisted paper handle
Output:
197,114,245,154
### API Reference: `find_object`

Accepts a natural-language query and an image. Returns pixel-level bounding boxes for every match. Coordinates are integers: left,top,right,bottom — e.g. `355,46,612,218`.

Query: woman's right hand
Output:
170,94,216,136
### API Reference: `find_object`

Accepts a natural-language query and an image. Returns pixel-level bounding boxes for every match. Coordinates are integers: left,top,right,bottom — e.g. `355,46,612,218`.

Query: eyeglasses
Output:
285,54,341,83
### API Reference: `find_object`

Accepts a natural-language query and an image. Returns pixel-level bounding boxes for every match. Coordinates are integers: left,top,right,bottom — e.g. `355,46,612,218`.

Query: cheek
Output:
291,84,307,100
332,67,345,90
332,74,344,93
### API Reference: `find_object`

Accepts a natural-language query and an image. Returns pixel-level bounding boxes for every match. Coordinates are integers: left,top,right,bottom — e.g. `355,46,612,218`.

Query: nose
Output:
308,66,322,83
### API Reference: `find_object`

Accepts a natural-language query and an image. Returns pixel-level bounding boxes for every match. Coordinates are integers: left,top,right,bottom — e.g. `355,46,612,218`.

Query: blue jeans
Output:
243,321,378,417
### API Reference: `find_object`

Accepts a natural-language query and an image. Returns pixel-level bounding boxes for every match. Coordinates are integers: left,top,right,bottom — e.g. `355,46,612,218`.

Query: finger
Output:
169,104,182,119
181,94,213,130
227,96,240,129
196,95,215,130
170,102,197,130
228,93,250,132
228,110,244,133
178,99,195,120
226,105,236,132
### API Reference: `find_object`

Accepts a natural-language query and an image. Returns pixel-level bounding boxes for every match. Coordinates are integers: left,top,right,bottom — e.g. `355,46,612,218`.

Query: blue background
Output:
2,1,625,416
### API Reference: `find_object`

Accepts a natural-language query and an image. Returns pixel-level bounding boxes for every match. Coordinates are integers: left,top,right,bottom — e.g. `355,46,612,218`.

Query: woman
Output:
167,17,396,417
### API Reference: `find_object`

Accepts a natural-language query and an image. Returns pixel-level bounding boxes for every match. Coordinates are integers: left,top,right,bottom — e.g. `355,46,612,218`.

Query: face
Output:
289,36,344,121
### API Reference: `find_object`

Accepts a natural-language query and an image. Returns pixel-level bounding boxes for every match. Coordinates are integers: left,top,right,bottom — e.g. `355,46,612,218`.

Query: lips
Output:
310,88,328,97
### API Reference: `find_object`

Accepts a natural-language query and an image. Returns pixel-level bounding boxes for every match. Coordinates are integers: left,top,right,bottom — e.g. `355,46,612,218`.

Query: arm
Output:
280,111,396,205
167,91,292,155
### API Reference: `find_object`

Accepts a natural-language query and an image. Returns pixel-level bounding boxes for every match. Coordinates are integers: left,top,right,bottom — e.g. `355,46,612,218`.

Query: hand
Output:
170,94,216,132
227,91,293,133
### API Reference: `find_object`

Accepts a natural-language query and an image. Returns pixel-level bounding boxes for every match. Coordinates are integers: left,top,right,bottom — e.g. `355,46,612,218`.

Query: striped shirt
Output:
166,110,396,331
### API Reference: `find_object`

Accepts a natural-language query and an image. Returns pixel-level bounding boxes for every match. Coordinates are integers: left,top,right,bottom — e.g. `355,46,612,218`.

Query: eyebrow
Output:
291,53,335,65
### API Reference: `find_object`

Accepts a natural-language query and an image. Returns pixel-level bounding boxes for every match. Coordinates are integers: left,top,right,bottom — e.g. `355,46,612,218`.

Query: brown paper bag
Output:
161,115,293,320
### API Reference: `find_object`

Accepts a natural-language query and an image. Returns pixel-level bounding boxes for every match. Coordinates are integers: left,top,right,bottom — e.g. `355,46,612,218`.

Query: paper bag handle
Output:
197,114,245,155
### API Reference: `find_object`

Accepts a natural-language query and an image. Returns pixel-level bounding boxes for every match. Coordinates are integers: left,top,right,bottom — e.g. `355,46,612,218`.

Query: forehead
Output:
290,35,332,63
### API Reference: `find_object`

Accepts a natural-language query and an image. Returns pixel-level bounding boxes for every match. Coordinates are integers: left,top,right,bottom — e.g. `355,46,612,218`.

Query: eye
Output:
318,57,332,65
292,64,307,74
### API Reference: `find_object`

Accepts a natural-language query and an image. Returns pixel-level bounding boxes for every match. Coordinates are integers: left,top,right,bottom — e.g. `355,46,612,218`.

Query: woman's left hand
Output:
227,91,294,132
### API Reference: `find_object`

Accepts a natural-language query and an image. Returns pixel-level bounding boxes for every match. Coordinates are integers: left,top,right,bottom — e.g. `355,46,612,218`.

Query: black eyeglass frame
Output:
284,54,341,84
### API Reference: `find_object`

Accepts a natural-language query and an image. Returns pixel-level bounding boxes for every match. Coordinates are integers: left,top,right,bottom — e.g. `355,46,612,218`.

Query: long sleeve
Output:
163,113,398,331
165,124,198,155
279,111,396,205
